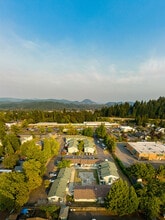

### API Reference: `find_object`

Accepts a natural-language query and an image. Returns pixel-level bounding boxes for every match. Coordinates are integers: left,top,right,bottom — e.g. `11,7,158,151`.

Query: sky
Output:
0,0,165,103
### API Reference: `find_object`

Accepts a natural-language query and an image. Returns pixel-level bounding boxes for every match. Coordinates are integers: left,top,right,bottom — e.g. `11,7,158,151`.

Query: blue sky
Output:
0,0,165,102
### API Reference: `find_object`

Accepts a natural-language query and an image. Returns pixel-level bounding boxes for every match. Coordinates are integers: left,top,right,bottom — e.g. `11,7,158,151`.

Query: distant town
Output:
0,97,165,220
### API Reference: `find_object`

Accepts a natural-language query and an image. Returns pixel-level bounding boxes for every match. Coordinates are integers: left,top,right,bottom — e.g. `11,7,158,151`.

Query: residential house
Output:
67,139,78,154
48,167,71,203
84,139,95,155
74,185,111,203
99,161,119,185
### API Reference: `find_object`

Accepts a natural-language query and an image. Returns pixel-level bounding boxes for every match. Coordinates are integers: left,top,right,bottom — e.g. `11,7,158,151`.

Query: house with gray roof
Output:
99,161,119,185
48,167,71,203
84,139,95,155
67,139,78,154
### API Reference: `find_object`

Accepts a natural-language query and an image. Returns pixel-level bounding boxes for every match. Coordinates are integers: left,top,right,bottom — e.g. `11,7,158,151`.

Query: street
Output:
68,211,145,220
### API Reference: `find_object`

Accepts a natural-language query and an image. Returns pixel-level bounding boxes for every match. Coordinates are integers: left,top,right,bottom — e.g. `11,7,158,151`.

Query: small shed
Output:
59,206,69,220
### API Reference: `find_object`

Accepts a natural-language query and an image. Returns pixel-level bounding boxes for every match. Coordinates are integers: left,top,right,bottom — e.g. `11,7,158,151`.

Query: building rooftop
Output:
99,161,119,178
74,185,111,200
48,167,71,198
128,142,165,154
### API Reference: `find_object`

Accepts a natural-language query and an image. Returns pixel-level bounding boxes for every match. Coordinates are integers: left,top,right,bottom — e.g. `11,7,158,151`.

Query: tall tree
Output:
104,134,116,153
82,127,94,137
3,154,19,169
95,124,107,138
138,194,162,220
23,159,42,191
0,172,29,211
105,179,139,216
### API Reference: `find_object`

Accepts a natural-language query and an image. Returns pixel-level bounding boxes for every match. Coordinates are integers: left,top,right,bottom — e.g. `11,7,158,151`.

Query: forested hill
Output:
0,97,164,123
0,98,129,110
0,98,103,110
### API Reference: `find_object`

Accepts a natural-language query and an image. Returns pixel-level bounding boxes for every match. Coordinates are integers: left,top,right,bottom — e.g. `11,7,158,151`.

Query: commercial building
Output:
126,142,165,160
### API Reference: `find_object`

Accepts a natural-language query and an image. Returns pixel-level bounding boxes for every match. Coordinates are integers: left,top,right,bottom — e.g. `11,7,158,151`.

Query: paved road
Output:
68,211,145,220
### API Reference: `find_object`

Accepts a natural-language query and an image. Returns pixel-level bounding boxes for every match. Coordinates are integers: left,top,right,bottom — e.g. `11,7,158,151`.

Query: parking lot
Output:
116,142,138,167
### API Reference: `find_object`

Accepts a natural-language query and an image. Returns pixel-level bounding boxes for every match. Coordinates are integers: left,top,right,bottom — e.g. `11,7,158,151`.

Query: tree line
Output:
0,97,164,126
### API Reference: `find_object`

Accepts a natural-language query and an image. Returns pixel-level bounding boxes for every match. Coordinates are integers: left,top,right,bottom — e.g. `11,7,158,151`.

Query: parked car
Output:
49,176,57,182
49,172,57,177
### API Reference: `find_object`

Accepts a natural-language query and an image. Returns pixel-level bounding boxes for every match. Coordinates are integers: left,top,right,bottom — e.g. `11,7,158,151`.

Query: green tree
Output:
82,127,94,137
23,159,42,191
105,179,139,216
0,172,29,211
10,125,21,135
104,134,116,153
3,133,21,152
136,178,165,219
40,205,60,219
127,163,155,181
78,140,84,152
43,137,60,159
20,140,43,162
66,124,78,135
3,154,19,169
156,165,165,179
4,141,14,155
139,194,161,219
95,124,107,138
0,121,6,141
57,159,71,168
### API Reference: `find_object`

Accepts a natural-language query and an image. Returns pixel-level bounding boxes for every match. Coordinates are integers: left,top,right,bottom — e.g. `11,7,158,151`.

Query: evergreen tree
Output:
105,179,139,216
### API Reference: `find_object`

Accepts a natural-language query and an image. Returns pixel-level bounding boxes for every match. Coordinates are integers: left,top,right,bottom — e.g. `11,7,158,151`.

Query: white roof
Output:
128,142,165,154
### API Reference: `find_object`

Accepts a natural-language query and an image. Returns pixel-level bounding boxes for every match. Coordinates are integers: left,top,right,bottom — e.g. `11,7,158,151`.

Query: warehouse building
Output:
126,142,165,160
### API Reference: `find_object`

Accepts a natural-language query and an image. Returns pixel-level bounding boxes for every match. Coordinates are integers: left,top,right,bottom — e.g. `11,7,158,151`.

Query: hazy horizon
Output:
0,1,165,103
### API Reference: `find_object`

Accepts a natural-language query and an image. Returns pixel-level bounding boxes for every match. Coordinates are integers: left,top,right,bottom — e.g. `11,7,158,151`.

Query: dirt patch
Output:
28,181,48,204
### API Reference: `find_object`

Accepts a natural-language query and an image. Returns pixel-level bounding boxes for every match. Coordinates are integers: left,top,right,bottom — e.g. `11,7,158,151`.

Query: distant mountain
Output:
0,97,134,110
0,98,103,110
80,99,97,104
0,98,24,102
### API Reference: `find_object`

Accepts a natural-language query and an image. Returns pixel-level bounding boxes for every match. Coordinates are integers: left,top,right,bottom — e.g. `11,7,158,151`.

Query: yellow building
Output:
126,142,165,161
